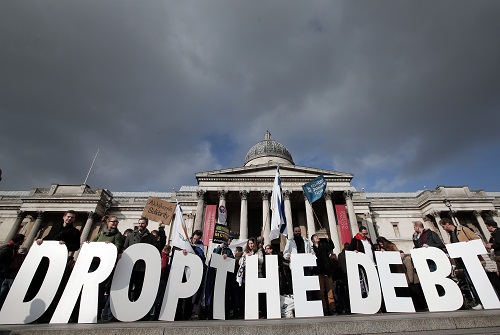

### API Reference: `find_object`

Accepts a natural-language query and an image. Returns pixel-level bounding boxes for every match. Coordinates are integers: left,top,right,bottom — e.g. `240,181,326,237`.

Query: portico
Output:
193,132,355,250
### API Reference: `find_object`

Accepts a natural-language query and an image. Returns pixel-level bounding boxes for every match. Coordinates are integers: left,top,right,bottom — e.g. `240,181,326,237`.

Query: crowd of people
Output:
1,210,500,322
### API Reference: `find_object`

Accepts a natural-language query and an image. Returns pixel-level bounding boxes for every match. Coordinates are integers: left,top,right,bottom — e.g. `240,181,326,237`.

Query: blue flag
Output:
302,175,327,204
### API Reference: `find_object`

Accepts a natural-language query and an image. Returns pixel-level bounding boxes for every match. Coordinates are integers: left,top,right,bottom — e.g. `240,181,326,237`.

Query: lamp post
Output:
443,199,460,226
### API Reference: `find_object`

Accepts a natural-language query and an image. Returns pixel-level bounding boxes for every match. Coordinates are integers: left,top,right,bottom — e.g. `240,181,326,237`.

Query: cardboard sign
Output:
142,197,176,225
212,223,230,244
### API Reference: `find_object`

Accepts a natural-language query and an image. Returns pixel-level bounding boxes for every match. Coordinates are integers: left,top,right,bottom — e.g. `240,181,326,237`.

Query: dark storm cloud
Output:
1,1,499,192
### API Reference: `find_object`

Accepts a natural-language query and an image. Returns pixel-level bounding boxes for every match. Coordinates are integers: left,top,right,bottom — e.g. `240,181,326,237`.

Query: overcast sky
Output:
1,1,500,193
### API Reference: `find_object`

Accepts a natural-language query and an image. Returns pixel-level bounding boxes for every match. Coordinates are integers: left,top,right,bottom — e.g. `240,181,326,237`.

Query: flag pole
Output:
310,204,324,230
269,164,280,237
83,149,99,185
302,175,327,235
172,188,178,202
172,188,187,235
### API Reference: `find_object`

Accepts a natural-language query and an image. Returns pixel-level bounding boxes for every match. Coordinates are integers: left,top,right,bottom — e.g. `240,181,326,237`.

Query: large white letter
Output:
289,253,323,317
0,242,68,324
210,253,235,320
159,251,203,321
410,247,462,311
375,251,415,313
110,243,161,322
51,242,117,323
445,240,500,309
346,251,382,314
244,254,281,320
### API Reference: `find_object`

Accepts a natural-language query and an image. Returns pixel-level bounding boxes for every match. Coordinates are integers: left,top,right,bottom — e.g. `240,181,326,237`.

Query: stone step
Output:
1,309,499,335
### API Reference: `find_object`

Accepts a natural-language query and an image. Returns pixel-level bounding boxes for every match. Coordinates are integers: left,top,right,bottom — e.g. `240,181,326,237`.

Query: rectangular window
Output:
391,222,400,238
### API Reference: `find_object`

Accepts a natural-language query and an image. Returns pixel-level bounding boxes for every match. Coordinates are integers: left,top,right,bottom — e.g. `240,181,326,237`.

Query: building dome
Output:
244,131,294,166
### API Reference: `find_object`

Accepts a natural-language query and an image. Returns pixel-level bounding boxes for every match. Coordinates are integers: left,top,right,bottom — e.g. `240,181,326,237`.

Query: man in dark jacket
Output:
311,234,335,315
123,217,157,303
412,221,445,249
486,220,500,276
34,210,80,322
123,217,157,249
335,242,351,314
36,210,81,252
413,221,445,273
349,226,375,262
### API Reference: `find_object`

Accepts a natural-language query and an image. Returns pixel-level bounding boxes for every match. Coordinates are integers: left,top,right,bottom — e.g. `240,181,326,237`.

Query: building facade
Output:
1,132,499,255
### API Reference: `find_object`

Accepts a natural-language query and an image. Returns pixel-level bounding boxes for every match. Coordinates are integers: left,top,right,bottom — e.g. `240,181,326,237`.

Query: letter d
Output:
346,251,382,314
0,241,68,324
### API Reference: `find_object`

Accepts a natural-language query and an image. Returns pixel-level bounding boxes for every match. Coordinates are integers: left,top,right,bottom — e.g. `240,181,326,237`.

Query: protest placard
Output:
142,196,176,224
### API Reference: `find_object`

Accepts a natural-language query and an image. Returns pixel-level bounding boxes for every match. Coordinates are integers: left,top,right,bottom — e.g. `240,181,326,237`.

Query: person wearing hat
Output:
486,220,500,276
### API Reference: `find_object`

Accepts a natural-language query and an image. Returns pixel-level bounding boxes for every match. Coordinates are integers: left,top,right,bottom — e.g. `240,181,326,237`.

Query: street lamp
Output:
443,199,460,226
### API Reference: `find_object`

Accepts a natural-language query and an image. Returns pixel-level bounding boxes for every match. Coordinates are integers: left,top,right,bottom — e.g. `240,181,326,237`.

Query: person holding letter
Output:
36,210,81,252
439,218,484,310
348,226,375,298
311,234,336,315
486,220,500,276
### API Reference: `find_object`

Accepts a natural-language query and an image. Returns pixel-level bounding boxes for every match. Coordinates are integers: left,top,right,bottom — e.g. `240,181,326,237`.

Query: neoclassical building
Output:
1,132,499,256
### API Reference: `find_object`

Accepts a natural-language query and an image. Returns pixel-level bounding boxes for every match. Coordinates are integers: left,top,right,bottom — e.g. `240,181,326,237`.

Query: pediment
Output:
196,163,353,182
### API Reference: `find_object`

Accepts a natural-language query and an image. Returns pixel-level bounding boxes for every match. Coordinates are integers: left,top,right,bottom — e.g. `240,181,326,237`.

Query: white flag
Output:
171,203,194,253
270,166,287,240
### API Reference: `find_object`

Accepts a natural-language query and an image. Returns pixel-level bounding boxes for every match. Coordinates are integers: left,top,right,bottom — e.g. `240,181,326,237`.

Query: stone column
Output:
262,191,271,246
72,211,95,260
193,190,205,231
239,190,249,240
423,216,436,231
187,213,195,236
364,212,377,242
79,211,95,243
432,211,450,244
304,194,316,240
23,211,44,249
324,191,341,254
5,210,26,243
474,210,491,240
490,210,500,226
218,190,227,209
344,191,358,236
283,190,294,238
